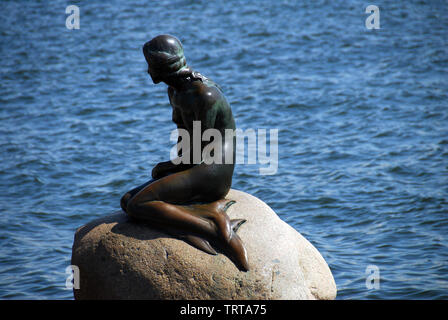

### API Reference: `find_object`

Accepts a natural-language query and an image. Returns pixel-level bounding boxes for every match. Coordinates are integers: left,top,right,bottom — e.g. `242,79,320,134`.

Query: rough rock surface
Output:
71,189,337,299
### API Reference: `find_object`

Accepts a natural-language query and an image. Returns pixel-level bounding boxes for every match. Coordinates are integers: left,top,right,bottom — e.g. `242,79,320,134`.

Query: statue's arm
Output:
196,87,224,158
196,85,221,131
152,86,221,179
152,105,193,179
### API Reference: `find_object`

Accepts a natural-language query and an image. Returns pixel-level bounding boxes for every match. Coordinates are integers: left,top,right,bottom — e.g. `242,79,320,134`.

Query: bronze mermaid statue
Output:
120,35,249,271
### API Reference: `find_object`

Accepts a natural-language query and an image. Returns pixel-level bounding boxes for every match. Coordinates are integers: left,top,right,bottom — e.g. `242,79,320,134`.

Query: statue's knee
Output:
126,196,140,215
120,193,132,212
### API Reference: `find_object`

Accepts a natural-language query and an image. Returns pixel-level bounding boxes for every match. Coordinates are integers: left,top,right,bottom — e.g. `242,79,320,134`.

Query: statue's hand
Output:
151,161,173,179
151,164,164,179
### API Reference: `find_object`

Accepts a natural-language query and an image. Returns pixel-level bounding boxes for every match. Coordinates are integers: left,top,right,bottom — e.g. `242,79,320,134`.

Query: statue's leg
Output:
125,164,249,271
120,179,155,213
125,167,222,238
187,200,234,242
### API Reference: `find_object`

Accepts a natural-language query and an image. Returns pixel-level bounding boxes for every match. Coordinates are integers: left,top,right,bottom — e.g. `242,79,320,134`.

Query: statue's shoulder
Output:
188,71,224,101
190,71,209,83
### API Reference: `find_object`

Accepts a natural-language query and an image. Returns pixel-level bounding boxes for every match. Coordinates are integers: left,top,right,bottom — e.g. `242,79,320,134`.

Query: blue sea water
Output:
0,0,447,299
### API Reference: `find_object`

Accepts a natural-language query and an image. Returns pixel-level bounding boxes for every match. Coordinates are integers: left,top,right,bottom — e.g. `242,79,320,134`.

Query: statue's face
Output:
144,50,164,84
147,65,162,84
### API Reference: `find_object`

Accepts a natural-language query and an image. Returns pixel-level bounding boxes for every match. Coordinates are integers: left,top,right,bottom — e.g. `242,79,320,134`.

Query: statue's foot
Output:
166,199,249,271
182,220,249,272
190,199,236,243
180,231,249,271
213,199,235,242
230,219,246,233
225,232,249,272
181,234,217,255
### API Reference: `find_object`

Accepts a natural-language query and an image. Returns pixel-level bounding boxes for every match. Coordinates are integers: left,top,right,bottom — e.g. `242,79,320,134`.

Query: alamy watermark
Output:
365,265,380,290
65,4,380,31
365,5,380,29
65,265,80,290
169,121,278,175
66,5,80,30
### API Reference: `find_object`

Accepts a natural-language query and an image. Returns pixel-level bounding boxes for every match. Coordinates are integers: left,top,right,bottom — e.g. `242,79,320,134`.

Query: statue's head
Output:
143,35,187,84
